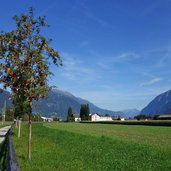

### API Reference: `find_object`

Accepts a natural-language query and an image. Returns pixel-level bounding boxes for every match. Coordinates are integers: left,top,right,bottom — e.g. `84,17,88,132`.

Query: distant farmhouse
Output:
112,116,125,121
74,114,81,122
120,118,125,121
90,113,113,121
41,116,53,122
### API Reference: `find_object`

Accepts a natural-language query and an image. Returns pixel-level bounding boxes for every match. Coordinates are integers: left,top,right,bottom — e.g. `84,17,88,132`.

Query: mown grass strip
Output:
45,122,171,150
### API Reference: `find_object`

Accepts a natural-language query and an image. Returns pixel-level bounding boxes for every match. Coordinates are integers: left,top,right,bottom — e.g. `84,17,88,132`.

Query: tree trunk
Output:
1,115,3,125
28,118,32,160
28,101,32,160
16,116,19,128
18,119,21,138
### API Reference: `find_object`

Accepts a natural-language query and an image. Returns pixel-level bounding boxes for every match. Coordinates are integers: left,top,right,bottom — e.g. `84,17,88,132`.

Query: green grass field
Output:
13,122,171,171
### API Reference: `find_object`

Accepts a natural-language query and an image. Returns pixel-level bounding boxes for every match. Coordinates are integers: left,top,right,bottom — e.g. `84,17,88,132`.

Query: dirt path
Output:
0,126,11,143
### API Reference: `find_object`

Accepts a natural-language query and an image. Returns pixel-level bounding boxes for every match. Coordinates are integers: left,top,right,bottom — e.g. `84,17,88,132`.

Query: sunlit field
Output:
13,122,171,171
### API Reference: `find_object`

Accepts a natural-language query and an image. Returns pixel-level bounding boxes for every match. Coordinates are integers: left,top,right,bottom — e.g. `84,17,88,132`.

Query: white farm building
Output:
41,116,53,122
90,113,112,121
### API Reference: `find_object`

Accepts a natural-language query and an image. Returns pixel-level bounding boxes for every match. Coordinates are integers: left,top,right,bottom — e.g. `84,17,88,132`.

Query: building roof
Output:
90,113,101,116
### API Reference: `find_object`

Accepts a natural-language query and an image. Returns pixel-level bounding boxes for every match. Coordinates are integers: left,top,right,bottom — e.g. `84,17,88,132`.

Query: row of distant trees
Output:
133,114,169,120
134,114,152,120
67,104,90,122
67,108,170,121
1,103,90,123
0,107,43,121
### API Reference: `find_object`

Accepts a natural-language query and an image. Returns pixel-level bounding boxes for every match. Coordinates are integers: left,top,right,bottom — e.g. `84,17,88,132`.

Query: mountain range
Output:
140,89,171,116
33,89,124,118
121,109,140,118
0,90,11,110
0,89,125,118
2,88,171,119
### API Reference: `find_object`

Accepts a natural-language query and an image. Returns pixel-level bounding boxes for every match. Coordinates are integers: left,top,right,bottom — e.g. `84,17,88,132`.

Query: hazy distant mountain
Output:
76,97,123,116
2,88,171,118
122,109,140,118
33,89,123,118
140,90,171,116
0,90,11,112
0,88,124,118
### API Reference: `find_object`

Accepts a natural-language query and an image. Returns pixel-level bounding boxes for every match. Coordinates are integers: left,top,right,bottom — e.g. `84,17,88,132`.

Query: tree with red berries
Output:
0,8,62,160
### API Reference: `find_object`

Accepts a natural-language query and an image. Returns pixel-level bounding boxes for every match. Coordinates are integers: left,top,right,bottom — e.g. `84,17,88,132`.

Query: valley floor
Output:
13,122,171,171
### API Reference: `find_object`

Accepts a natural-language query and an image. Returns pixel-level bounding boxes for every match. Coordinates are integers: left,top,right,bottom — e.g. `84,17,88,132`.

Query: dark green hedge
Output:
80,120,171,127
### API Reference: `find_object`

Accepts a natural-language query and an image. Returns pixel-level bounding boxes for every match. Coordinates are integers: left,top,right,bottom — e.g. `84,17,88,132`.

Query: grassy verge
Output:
13,123,171,171
0,122,12,128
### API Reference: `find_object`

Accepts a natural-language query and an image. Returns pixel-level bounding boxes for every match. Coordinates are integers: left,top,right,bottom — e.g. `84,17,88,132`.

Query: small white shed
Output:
74,114,81,122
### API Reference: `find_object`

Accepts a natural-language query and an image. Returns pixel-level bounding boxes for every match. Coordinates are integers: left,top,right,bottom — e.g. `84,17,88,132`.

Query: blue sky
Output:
1,0,171,111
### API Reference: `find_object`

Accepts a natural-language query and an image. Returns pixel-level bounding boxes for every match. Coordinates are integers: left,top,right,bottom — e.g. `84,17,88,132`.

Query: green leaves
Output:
0,8,62,117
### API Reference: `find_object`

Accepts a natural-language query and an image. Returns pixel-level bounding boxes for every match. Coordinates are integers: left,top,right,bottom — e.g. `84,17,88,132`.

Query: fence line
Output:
6,128,20,171
0,130,8,170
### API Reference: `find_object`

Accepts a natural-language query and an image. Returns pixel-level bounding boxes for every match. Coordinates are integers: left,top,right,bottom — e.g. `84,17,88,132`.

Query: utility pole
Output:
1,100,6,125
1,109,3,125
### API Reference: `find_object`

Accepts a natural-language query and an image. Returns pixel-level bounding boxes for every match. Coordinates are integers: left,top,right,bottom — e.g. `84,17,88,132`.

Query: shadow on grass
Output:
0,136,8,171
18,154,26,160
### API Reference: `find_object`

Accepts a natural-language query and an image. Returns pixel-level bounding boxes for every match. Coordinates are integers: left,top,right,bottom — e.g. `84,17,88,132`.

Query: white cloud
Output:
97,62,109,69
116,53,140,60
140,77,162,87
155,43,171,68
98,52,140,66
60,52,101,82
53,49,170,111
72,87,160,111
155,55,170,68
96,52,140,71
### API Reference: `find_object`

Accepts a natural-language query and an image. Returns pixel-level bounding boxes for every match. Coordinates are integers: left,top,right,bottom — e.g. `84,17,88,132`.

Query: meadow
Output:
13,122,171,171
